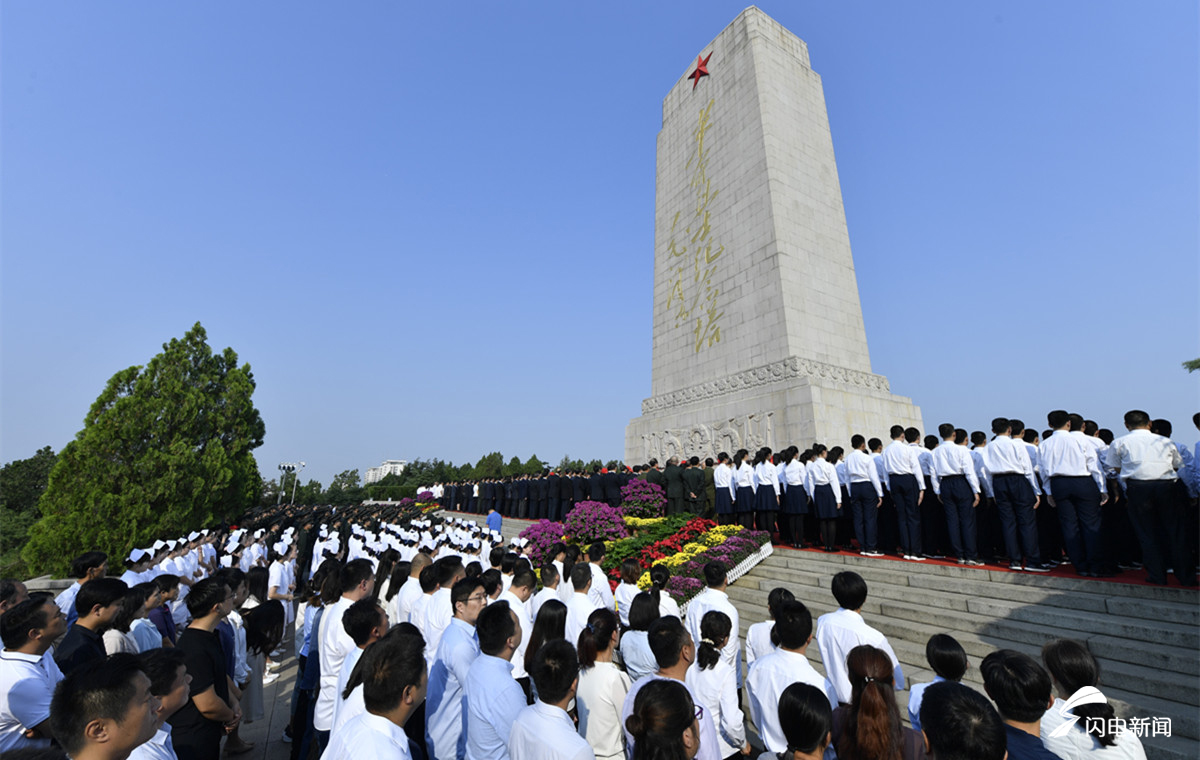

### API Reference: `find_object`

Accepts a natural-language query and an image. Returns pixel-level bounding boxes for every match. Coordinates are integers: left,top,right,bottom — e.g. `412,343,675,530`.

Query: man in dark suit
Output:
703,458,716,517
645,459,664,489
664,457,685,515
556,471,573,520
603,467,623,509
572,470,589,508
516,475,530,519
588,466,605,505
682,457,705,515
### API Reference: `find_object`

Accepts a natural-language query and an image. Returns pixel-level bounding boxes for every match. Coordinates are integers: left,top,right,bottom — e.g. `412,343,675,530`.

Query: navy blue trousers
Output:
890,474,922,555
1049,476,1104,574
940,476,977,560
849,482,879,552
993,473,1041,565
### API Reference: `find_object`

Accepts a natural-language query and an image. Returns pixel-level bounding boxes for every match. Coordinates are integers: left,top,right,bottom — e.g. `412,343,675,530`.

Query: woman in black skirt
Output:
805,444,842,552
752,447,781,535
781,446,810,547
713,451,736,525
733,448,756,529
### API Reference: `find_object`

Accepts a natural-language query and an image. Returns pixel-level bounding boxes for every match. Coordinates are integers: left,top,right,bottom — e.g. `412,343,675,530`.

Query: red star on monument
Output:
688,52,712,90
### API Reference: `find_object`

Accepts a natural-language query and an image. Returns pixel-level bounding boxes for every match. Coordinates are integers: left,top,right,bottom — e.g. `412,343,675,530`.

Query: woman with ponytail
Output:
649,565,681,620
832,645,923,760
752,447,781,535
733,449,756,529
774,682,834,760
577,608,631,760
686,611,749,758
625,678,701,760
803,445,842,552
1041,638,1146,758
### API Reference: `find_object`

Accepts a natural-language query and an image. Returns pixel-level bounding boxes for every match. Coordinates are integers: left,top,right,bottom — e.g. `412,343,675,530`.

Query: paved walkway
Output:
231,646,301,760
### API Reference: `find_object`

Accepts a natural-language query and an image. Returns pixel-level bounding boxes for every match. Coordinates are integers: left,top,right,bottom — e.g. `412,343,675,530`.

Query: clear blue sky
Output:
3,2,1197,485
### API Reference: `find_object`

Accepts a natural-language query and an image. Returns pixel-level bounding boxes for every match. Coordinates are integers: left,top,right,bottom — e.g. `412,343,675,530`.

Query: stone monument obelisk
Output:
625,6,922,464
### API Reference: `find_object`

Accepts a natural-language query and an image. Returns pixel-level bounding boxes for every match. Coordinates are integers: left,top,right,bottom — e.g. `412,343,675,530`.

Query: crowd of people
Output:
0,407,1191,760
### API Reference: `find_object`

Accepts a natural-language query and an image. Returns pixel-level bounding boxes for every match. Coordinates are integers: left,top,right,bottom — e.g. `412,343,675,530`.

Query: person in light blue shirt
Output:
464,600,526,760
617,594,660,684
907,633,968,731
426,576,485,760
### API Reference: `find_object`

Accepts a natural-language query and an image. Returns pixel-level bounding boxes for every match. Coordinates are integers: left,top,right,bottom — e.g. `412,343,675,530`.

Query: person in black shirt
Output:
173,577,241,760
54,577,126,676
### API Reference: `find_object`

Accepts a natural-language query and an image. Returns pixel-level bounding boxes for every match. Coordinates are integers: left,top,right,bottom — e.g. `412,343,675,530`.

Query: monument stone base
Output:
625,355,922,463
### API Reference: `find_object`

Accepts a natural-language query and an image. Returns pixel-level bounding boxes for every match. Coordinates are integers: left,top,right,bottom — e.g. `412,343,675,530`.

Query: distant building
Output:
365,459,408,484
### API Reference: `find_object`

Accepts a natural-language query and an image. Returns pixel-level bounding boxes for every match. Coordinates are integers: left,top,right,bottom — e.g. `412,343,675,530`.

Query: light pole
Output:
278,462,306,505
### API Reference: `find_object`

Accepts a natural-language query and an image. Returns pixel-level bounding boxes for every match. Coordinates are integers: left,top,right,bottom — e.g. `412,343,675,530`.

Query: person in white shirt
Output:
620,616,721,760
780,447,810,548
684,562,741,687
772,683,834,760
845,435,885,557
619,594,661,685
565,565,600,648
509,639,595,760
408,566,439,633
815,571,904,705
752,448,781,534
128,647,192,760
882,426,926,561
626,679,703,760
0,597,67,753
423,557,467,660
1041,411,1109,577
332,600,387,729
930,423,983,565
584,543,616,613
804,444,842,552
530,564,561,622
464,600,527,760
686,611,749,757
55,551,108,629
613,560,641,628
648,567,681,620
323,631,428,760
984,418,1051,573
426,577,485,760
497,570,536,696
575,609,630,760
314,558,376,750
1040,638,1148,760
712,453,737,525
744,587,793,668
745,600,829,754
1105,409,1194,587
733,449,757,529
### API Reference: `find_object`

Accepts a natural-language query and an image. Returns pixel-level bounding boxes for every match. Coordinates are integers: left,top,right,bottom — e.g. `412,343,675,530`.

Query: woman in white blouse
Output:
1040,638,1147,760
103,587,145,655
614,559,641,628
752,447,781,535
733,449,757,529
804,444,843,553
686,610,750,758
649,566,680,620
576,608,631,760
780,447,810,548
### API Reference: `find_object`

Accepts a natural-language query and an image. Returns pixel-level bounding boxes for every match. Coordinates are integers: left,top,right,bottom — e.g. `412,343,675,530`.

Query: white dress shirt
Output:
735,462,756,491
465,654,526,760
803,460,841,503
970,448,994,499
588,564,616,613
713,463,736,497
426,617,480,760
882,440,923,478
566,592,599,649
323,711,412,760
815,608,903,705
0,649,64,752
844,450,883,497
744,620,775,667
576,661,631,760
128,724,178,760
530,586,559,622
872,452,890,490
753,461,780,496
982,435,1040,495
613,583,639,628
333,647,364,728
331,683,365,737
314,596,356,732
55,582,83,627
686,660,746,757
509,700,596,760
423,588,454,660
930,442,981,496
1040,430,1107,492
621,675,720,760
783,461,805,488
745,648,828,754
1040,696,1147,760
684,588,740,686
497,590,532,680
1105,429,1182,484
